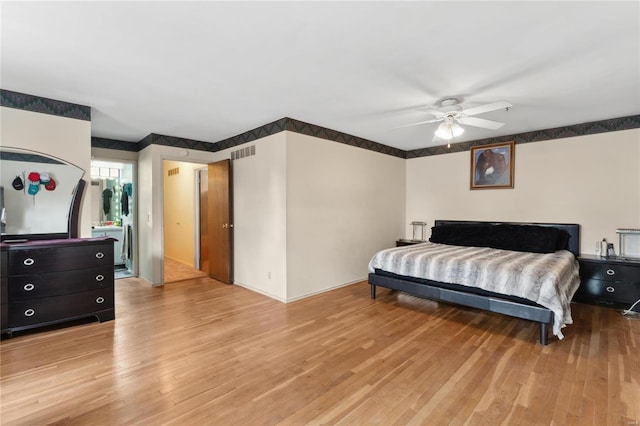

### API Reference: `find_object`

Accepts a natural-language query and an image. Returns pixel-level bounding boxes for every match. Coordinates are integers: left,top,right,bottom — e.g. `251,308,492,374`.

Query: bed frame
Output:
369,220,580,345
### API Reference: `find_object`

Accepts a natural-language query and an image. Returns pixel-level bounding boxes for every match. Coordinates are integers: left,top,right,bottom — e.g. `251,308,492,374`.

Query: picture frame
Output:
470,141,515,189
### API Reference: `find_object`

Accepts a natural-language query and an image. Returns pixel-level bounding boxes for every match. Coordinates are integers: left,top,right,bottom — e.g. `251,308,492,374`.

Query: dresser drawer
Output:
579,261,640,283
8,288,114,328
1,250,7,278
8,243,114,274
1,276,7,304
8,266,114,301
577,278,640,304
1,303,7,331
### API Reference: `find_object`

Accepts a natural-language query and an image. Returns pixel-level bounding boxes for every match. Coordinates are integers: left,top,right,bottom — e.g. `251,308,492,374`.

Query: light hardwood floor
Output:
163,256,208,283
1,278,639,425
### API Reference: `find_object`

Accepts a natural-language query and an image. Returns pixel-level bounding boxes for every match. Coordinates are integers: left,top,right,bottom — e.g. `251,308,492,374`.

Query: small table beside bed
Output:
368,220,581,345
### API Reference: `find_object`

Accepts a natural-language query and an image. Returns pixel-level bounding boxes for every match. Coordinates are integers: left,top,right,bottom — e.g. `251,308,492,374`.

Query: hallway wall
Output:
163,160,201,266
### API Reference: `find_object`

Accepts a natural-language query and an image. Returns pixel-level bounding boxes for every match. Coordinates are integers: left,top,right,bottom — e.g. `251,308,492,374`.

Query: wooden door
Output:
207,160,233,283
198,169,209,272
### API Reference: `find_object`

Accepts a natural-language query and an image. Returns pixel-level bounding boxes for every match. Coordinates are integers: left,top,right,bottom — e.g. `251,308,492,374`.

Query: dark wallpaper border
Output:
406,115,640,158
3,89,637,157
0,89,91,121
92,115,640,159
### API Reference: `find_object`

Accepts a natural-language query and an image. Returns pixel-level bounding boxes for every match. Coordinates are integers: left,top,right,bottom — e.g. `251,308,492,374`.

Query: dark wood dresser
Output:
0,237,115,336
575,255,640,312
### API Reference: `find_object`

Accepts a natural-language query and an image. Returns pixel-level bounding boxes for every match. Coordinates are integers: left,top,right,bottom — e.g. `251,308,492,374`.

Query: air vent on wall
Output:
231,145,255,161
167,167,179,177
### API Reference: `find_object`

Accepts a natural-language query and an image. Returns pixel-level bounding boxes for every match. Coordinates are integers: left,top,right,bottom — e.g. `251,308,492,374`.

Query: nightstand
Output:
574,255,640,311
396,239,425,247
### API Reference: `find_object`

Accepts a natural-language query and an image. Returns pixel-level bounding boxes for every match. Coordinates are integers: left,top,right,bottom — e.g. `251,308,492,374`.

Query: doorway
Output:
162,159,208,283
90,159,136,279
161,159,233,284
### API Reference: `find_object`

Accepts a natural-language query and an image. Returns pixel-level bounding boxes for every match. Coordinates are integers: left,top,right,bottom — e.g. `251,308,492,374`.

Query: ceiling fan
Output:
397,98,512,141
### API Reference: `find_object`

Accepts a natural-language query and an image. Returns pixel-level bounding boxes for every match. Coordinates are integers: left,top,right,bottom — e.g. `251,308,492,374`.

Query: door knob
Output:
222,223,228,229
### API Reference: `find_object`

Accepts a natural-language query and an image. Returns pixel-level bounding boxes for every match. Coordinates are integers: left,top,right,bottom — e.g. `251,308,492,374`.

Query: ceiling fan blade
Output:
392,118,442,129
457,116,505,130
461,101,512,116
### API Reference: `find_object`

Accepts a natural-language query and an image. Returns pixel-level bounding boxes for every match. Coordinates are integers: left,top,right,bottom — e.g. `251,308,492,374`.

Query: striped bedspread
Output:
368,242,581,339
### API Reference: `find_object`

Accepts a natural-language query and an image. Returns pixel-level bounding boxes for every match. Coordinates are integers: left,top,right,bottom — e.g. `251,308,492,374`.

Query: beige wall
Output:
136,135,289,298
286,133,406,301
91,147,138,162
137,131,406,303
1,107,92,237
406,129,640,255
163,160,201,266
232,134,288,301
10,95,636,300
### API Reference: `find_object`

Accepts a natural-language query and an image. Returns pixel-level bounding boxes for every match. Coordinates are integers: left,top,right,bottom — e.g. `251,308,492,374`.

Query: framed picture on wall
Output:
470,141,515,189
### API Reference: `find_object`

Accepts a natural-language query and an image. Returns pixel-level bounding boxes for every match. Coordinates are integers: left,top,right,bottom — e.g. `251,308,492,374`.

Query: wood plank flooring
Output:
163,256,208,283
1,278,639,425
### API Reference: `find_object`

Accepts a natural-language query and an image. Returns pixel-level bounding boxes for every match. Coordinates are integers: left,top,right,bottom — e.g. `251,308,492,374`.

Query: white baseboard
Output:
234,277,368,303
284,278,366,302
233,281,287,303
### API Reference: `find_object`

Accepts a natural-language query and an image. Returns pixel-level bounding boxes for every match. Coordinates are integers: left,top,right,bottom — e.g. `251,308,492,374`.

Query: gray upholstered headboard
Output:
433,220,580,256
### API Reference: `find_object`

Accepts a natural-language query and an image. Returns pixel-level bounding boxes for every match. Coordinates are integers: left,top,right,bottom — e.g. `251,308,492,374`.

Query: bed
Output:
368,220,581,345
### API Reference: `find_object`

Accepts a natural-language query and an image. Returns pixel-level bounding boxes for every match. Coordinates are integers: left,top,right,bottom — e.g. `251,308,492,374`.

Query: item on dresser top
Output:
617,228,640,260
410,221,427,241
600,238,608,258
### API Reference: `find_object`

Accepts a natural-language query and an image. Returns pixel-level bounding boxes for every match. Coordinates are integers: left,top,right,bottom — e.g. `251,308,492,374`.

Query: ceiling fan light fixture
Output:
435,122,464,140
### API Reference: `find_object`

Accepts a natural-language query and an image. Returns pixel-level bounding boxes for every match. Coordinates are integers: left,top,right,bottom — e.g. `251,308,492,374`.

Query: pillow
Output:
429,224,491,247
487,224,559,253
555,229,571,251
429,224,563,253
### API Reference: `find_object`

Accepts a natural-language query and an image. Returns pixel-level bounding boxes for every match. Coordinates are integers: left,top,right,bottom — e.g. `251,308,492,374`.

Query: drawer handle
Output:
95,252,105,259
606,286,615,293
23,258,35,266
24,308,35,317
606,269,615,276
96,274,105,282
96,297,105,304
23,283,35,291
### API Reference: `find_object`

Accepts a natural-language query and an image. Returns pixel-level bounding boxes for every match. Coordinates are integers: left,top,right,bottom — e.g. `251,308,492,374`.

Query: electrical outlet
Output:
268,271,271,280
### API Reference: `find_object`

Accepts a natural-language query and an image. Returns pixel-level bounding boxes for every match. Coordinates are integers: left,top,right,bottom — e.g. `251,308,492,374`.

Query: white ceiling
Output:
1,1,639,151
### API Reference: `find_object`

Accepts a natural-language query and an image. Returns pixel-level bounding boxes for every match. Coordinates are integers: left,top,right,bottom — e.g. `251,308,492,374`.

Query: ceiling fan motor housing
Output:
439,98,463,114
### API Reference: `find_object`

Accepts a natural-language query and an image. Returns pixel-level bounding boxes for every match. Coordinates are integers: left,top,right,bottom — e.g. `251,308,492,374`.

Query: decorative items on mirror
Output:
11,175,24,190
10,171,57,196
0,146,85,240
23,171,57,196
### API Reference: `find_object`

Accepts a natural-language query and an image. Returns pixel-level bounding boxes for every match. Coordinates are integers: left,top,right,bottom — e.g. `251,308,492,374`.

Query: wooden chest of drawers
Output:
574,255,640,311
1,237,115,336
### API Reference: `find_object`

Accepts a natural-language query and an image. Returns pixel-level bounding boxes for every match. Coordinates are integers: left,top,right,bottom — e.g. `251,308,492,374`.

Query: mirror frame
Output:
0,147,86,242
